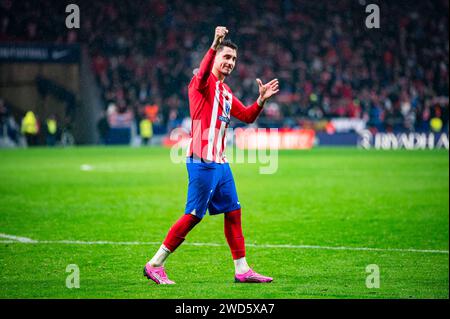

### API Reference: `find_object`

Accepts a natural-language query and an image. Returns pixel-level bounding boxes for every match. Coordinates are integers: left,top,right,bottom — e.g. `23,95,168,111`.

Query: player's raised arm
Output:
231,78,280,123
211,26,228,50
194,26,229,90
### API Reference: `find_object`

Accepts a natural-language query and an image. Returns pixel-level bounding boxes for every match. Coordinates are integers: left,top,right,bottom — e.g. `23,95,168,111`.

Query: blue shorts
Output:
184,157,241,219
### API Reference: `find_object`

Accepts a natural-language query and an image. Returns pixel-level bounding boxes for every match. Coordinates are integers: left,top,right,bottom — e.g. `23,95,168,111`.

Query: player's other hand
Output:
256,78,279,105
211,26,228,50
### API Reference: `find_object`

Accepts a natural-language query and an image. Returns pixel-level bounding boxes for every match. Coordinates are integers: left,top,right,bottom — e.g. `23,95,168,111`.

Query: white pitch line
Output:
0,233,37,243
0,233,448,254
245,243,449,254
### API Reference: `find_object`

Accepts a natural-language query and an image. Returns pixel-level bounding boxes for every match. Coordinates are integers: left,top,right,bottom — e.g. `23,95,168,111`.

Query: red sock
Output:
224,209,246,259
163,214,200,252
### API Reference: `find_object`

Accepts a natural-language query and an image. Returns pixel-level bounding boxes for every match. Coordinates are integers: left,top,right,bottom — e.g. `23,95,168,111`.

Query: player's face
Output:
215,47,237,76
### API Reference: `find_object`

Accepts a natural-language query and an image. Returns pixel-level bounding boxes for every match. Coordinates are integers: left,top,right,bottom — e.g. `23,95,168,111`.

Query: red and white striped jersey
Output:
186,48,263,163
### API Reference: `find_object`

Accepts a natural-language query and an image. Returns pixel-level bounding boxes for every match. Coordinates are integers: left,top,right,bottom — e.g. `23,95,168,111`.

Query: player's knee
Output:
224,208,241,223
184,211,204,222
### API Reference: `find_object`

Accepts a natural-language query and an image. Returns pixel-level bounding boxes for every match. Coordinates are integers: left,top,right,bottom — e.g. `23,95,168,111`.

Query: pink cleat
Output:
234,269,273,283
143,263,175,285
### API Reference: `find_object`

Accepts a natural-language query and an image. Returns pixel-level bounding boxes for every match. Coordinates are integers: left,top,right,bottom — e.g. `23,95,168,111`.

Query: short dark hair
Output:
218,39,238,52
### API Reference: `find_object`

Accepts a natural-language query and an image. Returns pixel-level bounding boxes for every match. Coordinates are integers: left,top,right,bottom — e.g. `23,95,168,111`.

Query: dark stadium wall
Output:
74,46,104,145
0,62,79,135
0,49,103,145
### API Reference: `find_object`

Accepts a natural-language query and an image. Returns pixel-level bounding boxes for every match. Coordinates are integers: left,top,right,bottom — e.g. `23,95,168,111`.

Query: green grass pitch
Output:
0,146,448,298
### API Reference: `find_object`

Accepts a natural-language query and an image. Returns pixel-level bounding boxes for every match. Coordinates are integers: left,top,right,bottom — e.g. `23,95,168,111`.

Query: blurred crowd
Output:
0,98,67,147
1,0,448,135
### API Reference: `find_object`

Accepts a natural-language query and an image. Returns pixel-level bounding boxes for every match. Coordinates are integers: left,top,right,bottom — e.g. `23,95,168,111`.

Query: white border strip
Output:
0,233,448,254
206,81,220,161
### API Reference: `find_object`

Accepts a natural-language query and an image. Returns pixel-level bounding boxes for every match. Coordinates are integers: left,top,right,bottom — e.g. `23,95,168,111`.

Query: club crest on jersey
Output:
219,98,231,124
224,100,231,116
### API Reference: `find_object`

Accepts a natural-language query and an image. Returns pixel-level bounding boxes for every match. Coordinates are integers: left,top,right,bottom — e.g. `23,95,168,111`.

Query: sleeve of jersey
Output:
230,96,263,124
193,48,216,90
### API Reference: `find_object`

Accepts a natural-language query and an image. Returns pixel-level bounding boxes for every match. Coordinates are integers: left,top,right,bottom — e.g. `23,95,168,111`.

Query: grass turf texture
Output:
0,146,448,298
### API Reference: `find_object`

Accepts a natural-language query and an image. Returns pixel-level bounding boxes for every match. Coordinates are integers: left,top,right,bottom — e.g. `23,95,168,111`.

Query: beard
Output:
221,67,232,76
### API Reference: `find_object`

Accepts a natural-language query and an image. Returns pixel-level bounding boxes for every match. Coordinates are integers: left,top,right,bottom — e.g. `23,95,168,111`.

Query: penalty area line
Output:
0,233,448,254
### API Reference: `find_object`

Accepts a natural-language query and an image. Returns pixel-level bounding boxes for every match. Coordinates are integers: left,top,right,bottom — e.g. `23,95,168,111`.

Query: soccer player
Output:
144,26,279,284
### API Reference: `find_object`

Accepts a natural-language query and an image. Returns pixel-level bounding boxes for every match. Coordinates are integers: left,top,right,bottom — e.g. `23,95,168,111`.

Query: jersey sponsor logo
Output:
218,115,230,124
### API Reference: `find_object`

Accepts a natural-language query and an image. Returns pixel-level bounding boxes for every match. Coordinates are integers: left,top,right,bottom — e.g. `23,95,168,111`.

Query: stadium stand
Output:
0,0,448,145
